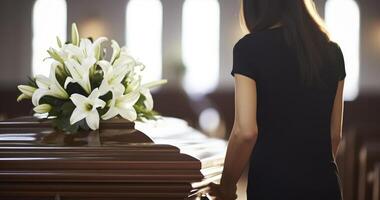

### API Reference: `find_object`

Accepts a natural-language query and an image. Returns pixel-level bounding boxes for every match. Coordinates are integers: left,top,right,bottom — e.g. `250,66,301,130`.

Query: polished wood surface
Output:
0,117,226,199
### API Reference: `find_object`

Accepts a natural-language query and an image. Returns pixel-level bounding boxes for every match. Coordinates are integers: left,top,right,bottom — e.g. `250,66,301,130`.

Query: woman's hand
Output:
207,182,238,200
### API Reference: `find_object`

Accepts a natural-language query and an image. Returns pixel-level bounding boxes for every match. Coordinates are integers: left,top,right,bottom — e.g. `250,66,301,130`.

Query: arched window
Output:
325,0,360,101
126,0,163,83
32,0,67,77
182,0,220,95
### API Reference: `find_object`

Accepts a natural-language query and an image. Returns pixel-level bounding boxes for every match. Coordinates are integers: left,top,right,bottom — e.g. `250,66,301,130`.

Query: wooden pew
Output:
371,163,380,200
358,143,380,200
340,125,380,200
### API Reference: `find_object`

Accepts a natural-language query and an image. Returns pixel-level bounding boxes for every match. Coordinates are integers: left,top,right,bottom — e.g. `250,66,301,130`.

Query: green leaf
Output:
65,82,88,96
27,77,38,88
50,101,88,133
48,106,60,117
61,101,76,116
133,103,160,121
99,91,112,103
39,96,65,107
53,116,80,133
78,119,90,131
90,65,103,89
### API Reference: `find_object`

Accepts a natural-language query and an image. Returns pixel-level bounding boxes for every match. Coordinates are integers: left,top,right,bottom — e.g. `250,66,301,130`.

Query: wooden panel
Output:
358,143,380,200
341,125,380,200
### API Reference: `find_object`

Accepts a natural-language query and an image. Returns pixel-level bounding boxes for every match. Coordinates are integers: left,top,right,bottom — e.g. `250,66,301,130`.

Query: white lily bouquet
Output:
17,23,167,132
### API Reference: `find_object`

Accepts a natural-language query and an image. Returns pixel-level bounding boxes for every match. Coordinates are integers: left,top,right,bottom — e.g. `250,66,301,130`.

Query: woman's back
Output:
231,27,345,199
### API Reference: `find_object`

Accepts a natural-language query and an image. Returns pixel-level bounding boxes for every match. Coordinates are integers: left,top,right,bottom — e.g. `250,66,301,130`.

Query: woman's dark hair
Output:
241,0,333,87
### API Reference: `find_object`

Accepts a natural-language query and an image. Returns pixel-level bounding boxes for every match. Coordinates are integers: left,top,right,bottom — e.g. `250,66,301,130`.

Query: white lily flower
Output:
17,85,36,102
98,60,130,95
80,37,108,60
32,65,69,106
19,85,37,96
125,77,141,94
117,47,145,71
140,87,154,111
102,87,140,121
110,40,121,64
139,80,167,111
47,44,81,64
47,47,65,64
70,88,106,130
58,37,107,64
71,23,80,46
33,104,52,114
64,57,96,94
51,61,67,78
56,36,63,48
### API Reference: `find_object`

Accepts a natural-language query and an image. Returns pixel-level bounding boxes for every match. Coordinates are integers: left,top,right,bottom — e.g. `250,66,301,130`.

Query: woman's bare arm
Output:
219,74,259,194
330,80,345,160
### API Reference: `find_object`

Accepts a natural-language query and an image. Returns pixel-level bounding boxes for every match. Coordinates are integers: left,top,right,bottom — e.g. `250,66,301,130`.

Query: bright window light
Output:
126,0,163,84
32,0,67,77
325,0,360,101
199,107,221,134
182,0,220,95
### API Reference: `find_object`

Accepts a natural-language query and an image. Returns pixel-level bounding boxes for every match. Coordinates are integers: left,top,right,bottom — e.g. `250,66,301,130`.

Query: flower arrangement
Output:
17,23,167,132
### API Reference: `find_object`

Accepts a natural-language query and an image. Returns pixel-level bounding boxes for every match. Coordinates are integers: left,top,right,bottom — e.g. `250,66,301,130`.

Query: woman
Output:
209,0,345,199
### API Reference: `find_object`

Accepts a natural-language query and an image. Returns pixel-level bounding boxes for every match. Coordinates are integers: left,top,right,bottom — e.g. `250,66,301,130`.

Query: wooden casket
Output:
0,117,227,200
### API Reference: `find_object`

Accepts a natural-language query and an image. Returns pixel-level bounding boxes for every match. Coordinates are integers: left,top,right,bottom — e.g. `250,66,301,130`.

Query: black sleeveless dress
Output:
231,27,345,200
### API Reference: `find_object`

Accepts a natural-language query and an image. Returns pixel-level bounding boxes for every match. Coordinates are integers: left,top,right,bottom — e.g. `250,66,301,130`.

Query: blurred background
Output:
0,0,379,199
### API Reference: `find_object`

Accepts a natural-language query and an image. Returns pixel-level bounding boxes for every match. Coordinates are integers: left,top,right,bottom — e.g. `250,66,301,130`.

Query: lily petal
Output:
142,79,168,89
119,107,137,121
18,85,36,97
88,88,100,101
93,37,108,60
32,88,49,106
120,91,140,108
33,104,52,114
140,88,153,111
101,106,118,120
35,75,50,89
98,80,111,96
110,40,120,64
17,94,28,102
64,77,75,88
56,36,63,48
70,107,88,125
94,99,106,109
64,44,83,58
125,79,141,93
47,48,64,63
80,39,93,56
70,94,88,107
98,60,112,73
82,57,96,69
64,59,82,80
114,84,125,95
71,23,80,46
113,65,130,84
49,65,68,99
86,110,100,130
